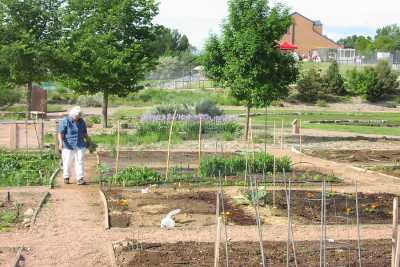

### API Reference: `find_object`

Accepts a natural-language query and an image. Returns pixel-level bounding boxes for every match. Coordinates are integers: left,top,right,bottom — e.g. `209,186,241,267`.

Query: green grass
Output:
303,123,400,136
300,61,366,76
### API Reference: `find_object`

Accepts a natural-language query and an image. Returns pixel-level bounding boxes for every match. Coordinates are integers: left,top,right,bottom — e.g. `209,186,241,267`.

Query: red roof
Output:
279,42,298,50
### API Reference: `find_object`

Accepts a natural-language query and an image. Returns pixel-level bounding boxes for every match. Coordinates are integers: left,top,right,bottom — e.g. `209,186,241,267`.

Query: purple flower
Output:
140,113,239,123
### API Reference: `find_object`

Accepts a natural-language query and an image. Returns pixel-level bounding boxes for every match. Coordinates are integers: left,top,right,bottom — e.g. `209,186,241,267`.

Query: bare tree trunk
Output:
102,91,108,128
245,105,251,141
26,81,33,119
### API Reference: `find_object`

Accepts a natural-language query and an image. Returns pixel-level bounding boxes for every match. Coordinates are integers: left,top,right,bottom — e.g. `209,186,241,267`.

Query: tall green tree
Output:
203,0,298,139
202,34,225,84
59,0,159,127
374,24,400,52
324,61,346,96
0,0,63,118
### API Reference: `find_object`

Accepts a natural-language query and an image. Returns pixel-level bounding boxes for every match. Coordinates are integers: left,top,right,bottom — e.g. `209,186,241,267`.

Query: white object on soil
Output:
24,208,34,217
141,188,150,194
160,209,181,229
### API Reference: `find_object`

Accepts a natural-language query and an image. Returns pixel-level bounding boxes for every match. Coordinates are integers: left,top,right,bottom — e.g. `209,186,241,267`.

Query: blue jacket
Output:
58,116,88,150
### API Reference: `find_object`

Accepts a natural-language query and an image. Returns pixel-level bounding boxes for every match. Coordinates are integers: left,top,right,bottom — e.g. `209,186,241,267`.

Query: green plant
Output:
86,115,102,127
150,104,192,116
324,61,346,96
77,94,103,107
113,167,161,186
0,150,59,187
199,153,291,177
195,99,223,117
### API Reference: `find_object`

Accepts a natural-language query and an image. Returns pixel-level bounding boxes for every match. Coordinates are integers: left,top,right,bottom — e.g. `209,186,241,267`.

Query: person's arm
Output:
58,133,64,151
58,119,67,151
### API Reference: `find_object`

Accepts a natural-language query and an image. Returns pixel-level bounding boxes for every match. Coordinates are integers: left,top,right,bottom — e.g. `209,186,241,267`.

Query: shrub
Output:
113,167,161,186
375,60,399,95
77,93,103,107
324,61,346,96
199,153,291,177
316,99,328,107
195,99,223,117
48,87,77,104
296,67,323,103
86,115,101,125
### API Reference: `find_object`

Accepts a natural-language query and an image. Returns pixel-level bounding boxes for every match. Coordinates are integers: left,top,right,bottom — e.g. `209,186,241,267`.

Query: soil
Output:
97,150,236,170
265,190,397,224
0,247,20,267
0,191,43,232
105,187,256,228
304,149,400,165
115,239,391,267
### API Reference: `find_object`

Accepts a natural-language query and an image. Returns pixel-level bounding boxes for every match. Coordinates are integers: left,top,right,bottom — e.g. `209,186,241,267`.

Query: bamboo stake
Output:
395,228,400,267
280,119,284,150
214,192,221,267
273,120,276,145
115,120,121,176
393,197,399,267
299,119,302,153
165,110,177,180
198,117,202,177
273,156,276,208
250,118,255,160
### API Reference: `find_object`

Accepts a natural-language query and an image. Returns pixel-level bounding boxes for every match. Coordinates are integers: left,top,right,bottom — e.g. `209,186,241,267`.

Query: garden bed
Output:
371,165,400,178
114,239,390,267
304,149,400,165
258,190,396,224
104,188,256,228
0,150,59,187
0,191,44,232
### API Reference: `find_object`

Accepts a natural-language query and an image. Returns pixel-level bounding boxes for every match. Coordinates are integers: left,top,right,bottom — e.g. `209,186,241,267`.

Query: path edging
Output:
30,191,50,230
109,243,118,267
11,246,24,267
99,189,110,230
49,161,62,189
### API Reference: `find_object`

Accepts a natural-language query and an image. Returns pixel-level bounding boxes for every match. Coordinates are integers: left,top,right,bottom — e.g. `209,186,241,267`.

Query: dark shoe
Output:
77,179,86,185
64,178,70,184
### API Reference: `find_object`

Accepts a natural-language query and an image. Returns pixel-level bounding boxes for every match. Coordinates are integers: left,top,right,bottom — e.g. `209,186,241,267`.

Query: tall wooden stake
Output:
392,197,399,267
115,120,121,176
273,120,276,145
165,110,177,180
198,117,202,177
214,192,221,267
281,119,284,150
299,119,302,153
273,156,276,208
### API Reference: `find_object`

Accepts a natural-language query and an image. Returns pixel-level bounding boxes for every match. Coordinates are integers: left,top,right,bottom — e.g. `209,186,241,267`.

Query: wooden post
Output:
165,110,177,180
115,120,121,176
392,197,399,267
250,118,255,160
273,120,276,145
214,192,221,267
10,123,18,149
198,117,202,177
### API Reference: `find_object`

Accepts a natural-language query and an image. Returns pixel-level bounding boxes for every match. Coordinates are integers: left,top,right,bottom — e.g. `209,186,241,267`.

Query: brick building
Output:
280,12,341,57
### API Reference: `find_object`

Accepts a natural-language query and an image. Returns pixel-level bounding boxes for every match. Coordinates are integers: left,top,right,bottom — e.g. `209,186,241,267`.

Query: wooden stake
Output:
214,192,221,267
249,118,255,160
115,120,121,176
392,197,399,267
273,120,276,145
165,110,177,180
299,119,302,153
198,117,202,177
395,227,400,267
273,156,276,208
280,119,284,150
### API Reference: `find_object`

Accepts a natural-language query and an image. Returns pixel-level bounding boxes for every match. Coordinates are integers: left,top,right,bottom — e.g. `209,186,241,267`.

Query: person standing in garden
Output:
58,106,90,185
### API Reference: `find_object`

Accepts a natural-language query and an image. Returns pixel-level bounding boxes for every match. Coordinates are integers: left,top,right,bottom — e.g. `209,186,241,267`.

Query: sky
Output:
154,0,400,50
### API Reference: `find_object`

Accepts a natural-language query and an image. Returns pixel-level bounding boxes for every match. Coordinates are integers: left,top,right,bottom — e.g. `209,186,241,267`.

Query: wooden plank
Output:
99,189,110,230
393,197,399,267
30,192,50,229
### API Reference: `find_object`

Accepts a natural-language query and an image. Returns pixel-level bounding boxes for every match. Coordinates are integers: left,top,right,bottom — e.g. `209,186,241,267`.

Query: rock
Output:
23,208,34,217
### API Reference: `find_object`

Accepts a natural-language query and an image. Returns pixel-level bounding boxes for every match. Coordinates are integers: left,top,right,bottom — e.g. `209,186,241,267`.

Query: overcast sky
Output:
154,0,400,50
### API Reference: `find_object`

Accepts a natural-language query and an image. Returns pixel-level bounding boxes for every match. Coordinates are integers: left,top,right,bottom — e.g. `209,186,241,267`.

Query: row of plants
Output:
0,150,59,186
296,60,399,104
199,153,291,177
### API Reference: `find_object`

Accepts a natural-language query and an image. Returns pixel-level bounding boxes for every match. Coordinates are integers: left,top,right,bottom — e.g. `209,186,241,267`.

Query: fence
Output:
0,121,44,150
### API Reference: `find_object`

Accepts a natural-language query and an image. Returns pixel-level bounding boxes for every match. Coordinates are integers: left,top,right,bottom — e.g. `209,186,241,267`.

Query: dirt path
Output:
0,155,112,267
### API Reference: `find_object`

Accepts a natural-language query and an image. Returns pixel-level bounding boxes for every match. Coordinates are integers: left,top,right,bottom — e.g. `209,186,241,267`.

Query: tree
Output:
151,26,193,57
337,35,374,55
203,0,298,139
296,67,323,103
59,0,159,127
202,34,225,84
0,0,63,118
374,24,400,52
324,61,346,96
0,82,20,109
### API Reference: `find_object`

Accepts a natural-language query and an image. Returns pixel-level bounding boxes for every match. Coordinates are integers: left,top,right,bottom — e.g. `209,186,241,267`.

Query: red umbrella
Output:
279,41,298,50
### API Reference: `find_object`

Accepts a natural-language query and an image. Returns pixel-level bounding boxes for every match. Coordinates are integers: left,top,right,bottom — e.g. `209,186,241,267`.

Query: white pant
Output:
62,148,85,181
